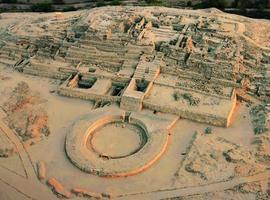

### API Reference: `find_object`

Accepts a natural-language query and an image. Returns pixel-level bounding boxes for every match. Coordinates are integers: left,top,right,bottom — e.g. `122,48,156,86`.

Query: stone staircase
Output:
133,55,161,82
133,63,160,82
64,33,130,68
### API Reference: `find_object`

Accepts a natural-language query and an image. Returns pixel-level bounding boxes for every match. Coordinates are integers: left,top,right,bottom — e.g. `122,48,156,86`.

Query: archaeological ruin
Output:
0,5,270,200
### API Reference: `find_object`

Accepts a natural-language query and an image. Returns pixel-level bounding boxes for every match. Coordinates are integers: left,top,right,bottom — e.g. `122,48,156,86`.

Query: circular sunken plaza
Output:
65,107,175,177
89,121,148,159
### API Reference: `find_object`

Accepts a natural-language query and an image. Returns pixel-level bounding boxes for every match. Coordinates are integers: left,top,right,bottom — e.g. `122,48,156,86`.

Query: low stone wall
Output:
84,115,125,136
129,117,151,134
23,67,70,80
58,67,77,74
226,94,237,127
154,81,234,100
120,75,156,111
121,95,143,111
0,59,16,67
160,66,240,88
144,81,154,98
142,101,231,127
81,72,130,84
120,79,144,111
58,86,121,103
30,61,53,70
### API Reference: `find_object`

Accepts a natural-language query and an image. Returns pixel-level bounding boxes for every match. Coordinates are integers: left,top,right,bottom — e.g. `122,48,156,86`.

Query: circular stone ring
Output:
65,108,169,177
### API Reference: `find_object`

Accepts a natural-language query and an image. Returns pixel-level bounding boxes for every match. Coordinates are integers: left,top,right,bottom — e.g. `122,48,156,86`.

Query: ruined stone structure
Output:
66,107,177,177
0,6,270,200
2,7,266,128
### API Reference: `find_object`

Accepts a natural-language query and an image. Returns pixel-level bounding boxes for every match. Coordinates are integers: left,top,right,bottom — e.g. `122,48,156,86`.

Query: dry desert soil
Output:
0,6,270,200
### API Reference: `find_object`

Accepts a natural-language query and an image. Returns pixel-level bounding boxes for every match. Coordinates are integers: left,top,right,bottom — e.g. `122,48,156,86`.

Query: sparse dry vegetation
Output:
173,91,200,106
2,81,50,142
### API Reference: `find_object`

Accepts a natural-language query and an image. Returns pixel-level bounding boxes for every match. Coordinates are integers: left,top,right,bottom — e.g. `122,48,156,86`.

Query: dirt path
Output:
0,110,36,179
114,171,270,199
0,109,57,200
0,167,57,200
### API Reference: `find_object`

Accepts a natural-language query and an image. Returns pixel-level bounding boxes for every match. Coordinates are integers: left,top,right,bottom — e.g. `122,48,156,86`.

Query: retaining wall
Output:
142,98,236,127
58,86,121,102
23,67,70,80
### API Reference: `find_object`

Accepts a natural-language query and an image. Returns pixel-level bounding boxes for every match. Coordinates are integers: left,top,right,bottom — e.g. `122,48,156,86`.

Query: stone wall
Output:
142,101,234,127
81,72,130,84
121,95,143,111
65,108,171,177
58,86,121,103
120,78,144,111
160,66,240,88
154,81,235,100
226,93,237,127
23,67,70,80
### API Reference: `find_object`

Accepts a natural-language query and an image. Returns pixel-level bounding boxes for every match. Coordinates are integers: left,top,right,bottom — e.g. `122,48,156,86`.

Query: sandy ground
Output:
0,180,29,200
0,63,265,199
0,8,269,196
90,122,142,158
